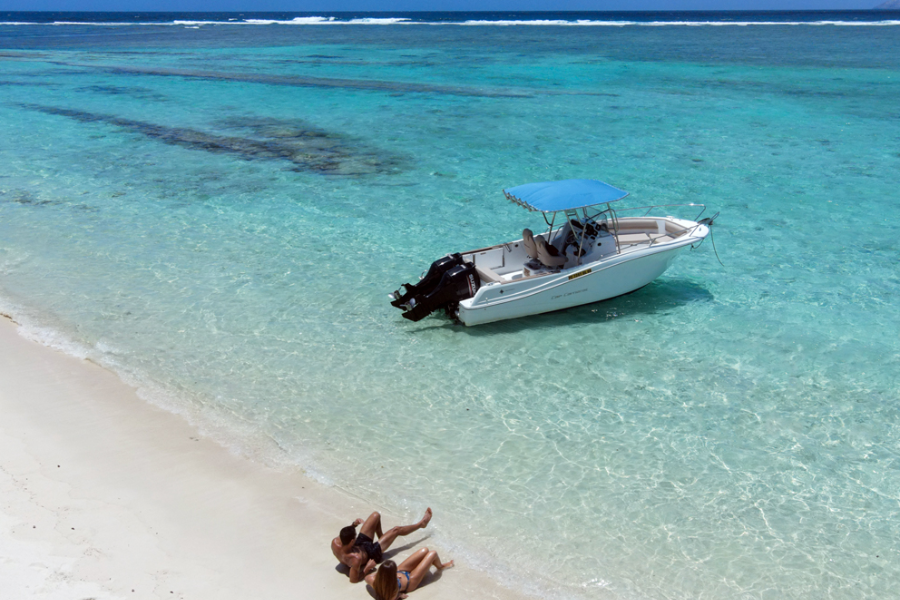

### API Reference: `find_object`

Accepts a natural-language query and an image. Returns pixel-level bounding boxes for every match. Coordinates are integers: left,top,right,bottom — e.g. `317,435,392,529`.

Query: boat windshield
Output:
535,204,617,265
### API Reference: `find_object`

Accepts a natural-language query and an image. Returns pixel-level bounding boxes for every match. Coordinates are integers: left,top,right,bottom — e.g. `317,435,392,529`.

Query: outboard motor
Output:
400,262,480,322
389,253,463,308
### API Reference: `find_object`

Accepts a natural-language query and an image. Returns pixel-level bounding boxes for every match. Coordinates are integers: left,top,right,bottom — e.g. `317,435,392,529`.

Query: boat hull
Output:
457,241,691,326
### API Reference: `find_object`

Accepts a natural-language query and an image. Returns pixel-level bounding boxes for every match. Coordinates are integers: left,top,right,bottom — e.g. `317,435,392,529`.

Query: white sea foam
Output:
49,21,148,26
171,20,229,26
242,17,410,25
345,18,412,24
461,19,629,26
241,16,336,25
461,19,583,26
0,298,92,363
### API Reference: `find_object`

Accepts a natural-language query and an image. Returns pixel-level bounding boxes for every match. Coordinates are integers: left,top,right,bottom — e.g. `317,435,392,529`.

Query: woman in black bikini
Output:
365,548,454,600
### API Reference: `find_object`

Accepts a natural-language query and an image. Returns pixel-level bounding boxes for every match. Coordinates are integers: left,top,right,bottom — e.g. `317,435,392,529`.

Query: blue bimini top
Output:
503,179,628,213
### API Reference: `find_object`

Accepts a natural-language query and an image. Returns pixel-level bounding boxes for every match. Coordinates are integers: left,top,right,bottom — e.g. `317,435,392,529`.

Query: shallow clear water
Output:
2,13,900,600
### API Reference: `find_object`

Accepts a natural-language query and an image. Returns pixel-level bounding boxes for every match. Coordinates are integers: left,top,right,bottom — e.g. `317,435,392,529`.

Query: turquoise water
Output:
2,14,900,599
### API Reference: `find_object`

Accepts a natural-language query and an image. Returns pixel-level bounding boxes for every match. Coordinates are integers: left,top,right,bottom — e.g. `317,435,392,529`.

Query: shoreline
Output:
0,315,526,600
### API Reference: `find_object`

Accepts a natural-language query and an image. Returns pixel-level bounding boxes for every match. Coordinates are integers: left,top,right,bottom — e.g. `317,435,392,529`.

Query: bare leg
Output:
397,548,429,572
373,507,433,552
359,511,383,540
428,550,453,571
405,550,453,593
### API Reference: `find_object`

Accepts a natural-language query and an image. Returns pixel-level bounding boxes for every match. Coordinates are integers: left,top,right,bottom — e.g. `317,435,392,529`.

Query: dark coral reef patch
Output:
19,104,407,176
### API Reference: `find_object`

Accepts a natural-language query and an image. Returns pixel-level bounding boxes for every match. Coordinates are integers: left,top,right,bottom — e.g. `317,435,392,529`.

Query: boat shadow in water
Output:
408,278,714,335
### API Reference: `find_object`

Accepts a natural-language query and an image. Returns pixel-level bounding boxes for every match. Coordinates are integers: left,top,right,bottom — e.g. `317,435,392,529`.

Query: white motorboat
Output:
389,179,716,326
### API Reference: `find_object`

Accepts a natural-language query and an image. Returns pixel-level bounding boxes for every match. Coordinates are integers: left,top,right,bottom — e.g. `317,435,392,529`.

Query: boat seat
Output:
617,233,653,246
475,265,503,284
534,235,566,269
553,221,573,249
522,228,542,270
522,228,538,260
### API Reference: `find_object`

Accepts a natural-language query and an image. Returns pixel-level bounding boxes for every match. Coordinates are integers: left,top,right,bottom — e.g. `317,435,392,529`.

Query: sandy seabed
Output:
0,316,525,600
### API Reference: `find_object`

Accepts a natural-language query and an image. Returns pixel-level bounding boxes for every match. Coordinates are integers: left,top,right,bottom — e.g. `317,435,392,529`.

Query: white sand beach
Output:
0,315,525,600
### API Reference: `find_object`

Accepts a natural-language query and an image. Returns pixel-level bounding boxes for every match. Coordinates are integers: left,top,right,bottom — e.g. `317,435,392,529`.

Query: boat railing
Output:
607,203,708,254
614,203,707,221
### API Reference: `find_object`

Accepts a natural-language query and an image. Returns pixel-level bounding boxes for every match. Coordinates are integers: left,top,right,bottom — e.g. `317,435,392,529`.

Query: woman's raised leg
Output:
396,547,430,572
405,549,453,593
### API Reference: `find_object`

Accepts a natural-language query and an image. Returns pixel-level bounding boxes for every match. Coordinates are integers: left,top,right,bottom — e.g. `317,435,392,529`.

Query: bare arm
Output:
350,558,375,583
349,566,361,584
348,556,363,584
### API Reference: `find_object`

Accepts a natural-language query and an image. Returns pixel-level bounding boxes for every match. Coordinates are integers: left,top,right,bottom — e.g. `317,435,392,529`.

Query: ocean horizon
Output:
2,11,899,599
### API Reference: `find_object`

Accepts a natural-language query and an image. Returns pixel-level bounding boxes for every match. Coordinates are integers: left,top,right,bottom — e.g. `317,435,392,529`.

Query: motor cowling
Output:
400,262,480,322
389,253,463,308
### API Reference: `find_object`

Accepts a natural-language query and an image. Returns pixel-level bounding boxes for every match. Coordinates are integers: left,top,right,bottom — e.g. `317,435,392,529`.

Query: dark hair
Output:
340,524,357,545
373,560,399,600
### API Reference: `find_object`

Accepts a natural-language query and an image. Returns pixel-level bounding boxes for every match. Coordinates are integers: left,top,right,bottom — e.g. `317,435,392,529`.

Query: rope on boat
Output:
692,213,724,268
708,225,725,267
